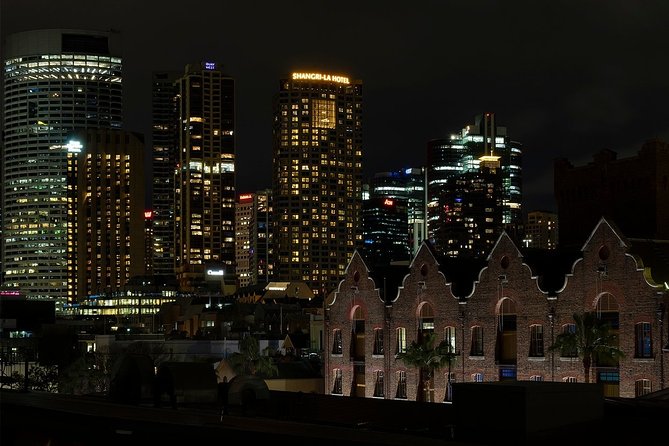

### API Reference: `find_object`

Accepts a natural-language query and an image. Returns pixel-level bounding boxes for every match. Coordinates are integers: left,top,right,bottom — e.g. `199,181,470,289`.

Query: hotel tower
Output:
2,29,122,312
272,71,363,296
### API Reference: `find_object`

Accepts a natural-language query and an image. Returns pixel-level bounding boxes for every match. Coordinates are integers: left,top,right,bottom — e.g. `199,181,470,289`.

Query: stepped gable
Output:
435,255,487,299
521,247,582,294
626,238,669,287
419,236,487,299
367,263,409,304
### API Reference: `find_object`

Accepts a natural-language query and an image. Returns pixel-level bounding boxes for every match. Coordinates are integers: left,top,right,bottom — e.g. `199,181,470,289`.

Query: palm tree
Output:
397,332,457,402
548,311,624,383
228,335,278,378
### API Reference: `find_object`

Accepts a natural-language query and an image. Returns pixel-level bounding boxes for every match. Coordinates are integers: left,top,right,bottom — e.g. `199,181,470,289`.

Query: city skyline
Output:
2,1,669,213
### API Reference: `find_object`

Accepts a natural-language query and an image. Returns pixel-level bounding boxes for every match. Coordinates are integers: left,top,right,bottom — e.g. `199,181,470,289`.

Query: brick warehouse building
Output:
324,217,669,400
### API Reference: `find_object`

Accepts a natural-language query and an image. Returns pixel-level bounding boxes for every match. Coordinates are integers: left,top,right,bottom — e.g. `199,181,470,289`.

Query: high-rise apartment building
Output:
235,190,274,288
523,210,558,250
369,167,426,256
65,129,146,302
2,29,122,311
427,113,522,258
174,62,235,292
272,71,363,296
554,139,669,248
151,71,179,277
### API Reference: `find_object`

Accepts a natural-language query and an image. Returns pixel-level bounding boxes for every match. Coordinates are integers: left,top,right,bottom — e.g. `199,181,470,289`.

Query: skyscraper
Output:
362,196,410,267
174,62,235,292
272,71,363,296
427,113,522,258
235,190,274,288
2,29,122,311
65,129,146,302
151,71,179,277
369,167,426,256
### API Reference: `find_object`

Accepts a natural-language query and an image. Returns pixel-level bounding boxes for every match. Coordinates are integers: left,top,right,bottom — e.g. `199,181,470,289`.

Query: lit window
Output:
635,379,652,397
396,327,407,354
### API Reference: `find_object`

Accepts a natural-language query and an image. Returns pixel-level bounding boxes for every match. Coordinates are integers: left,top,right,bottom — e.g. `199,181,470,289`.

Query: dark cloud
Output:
2,0,668,212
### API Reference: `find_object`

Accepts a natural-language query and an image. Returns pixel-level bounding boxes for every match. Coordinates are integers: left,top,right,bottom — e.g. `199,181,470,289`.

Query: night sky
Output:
2,0,669,212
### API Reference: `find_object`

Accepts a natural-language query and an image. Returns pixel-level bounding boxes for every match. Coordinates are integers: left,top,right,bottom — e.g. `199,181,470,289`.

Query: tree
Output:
548,311,624,383
228,335,278,378
397,332,457,402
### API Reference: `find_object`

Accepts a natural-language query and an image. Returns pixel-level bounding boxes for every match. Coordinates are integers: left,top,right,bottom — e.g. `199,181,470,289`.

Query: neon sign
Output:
291,72,350,84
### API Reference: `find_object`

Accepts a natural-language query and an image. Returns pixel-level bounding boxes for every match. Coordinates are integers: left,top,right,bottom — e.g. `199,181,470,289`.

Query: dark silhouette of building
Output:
554,139,669,248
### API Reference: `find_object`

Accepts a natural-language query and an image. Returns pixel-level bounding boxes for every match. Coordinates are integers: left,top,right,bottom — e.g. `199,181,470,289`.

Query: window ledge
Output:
468,356,485,360
528,356,546,362
632,357,654,362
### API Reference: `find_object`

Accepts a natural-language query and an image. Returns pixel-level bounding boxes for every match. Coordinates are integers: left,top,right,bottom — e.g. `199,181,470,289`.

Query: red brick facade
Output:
325,218,669,400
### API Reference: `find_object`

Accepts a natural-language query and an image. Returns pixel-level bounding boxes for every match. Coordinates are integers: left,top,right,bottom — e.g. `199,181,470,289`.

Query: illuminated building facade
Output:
174,62,236,292
2,29,122,312
144,210,154,275
369,167,426,257
235,190,274,288
427,113,521,258
523,210,558,250
326,218,669,401
272,72,363,296
362,196,410,266
66,129,146,303
151,71,179,276
554,139,669,248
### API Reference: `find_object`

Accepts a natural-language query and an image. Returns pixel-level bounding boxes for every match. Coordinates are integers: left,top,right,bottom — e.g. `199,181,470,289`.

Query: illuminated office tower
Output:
2,29,122,311
235,190,274,288
370,167,426,256
151,71,179,276
66,129,146,302
174,62,235,292
362,196,410,266
272,72,363,296
427,113,519,258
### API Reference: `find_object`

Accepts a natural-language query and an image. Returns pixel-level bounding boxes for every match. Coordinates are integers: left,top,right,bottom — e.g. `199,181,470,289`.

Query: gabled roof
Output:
627,238,669,287
521,247,582,294
434,255,487,299
368,263,409,304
